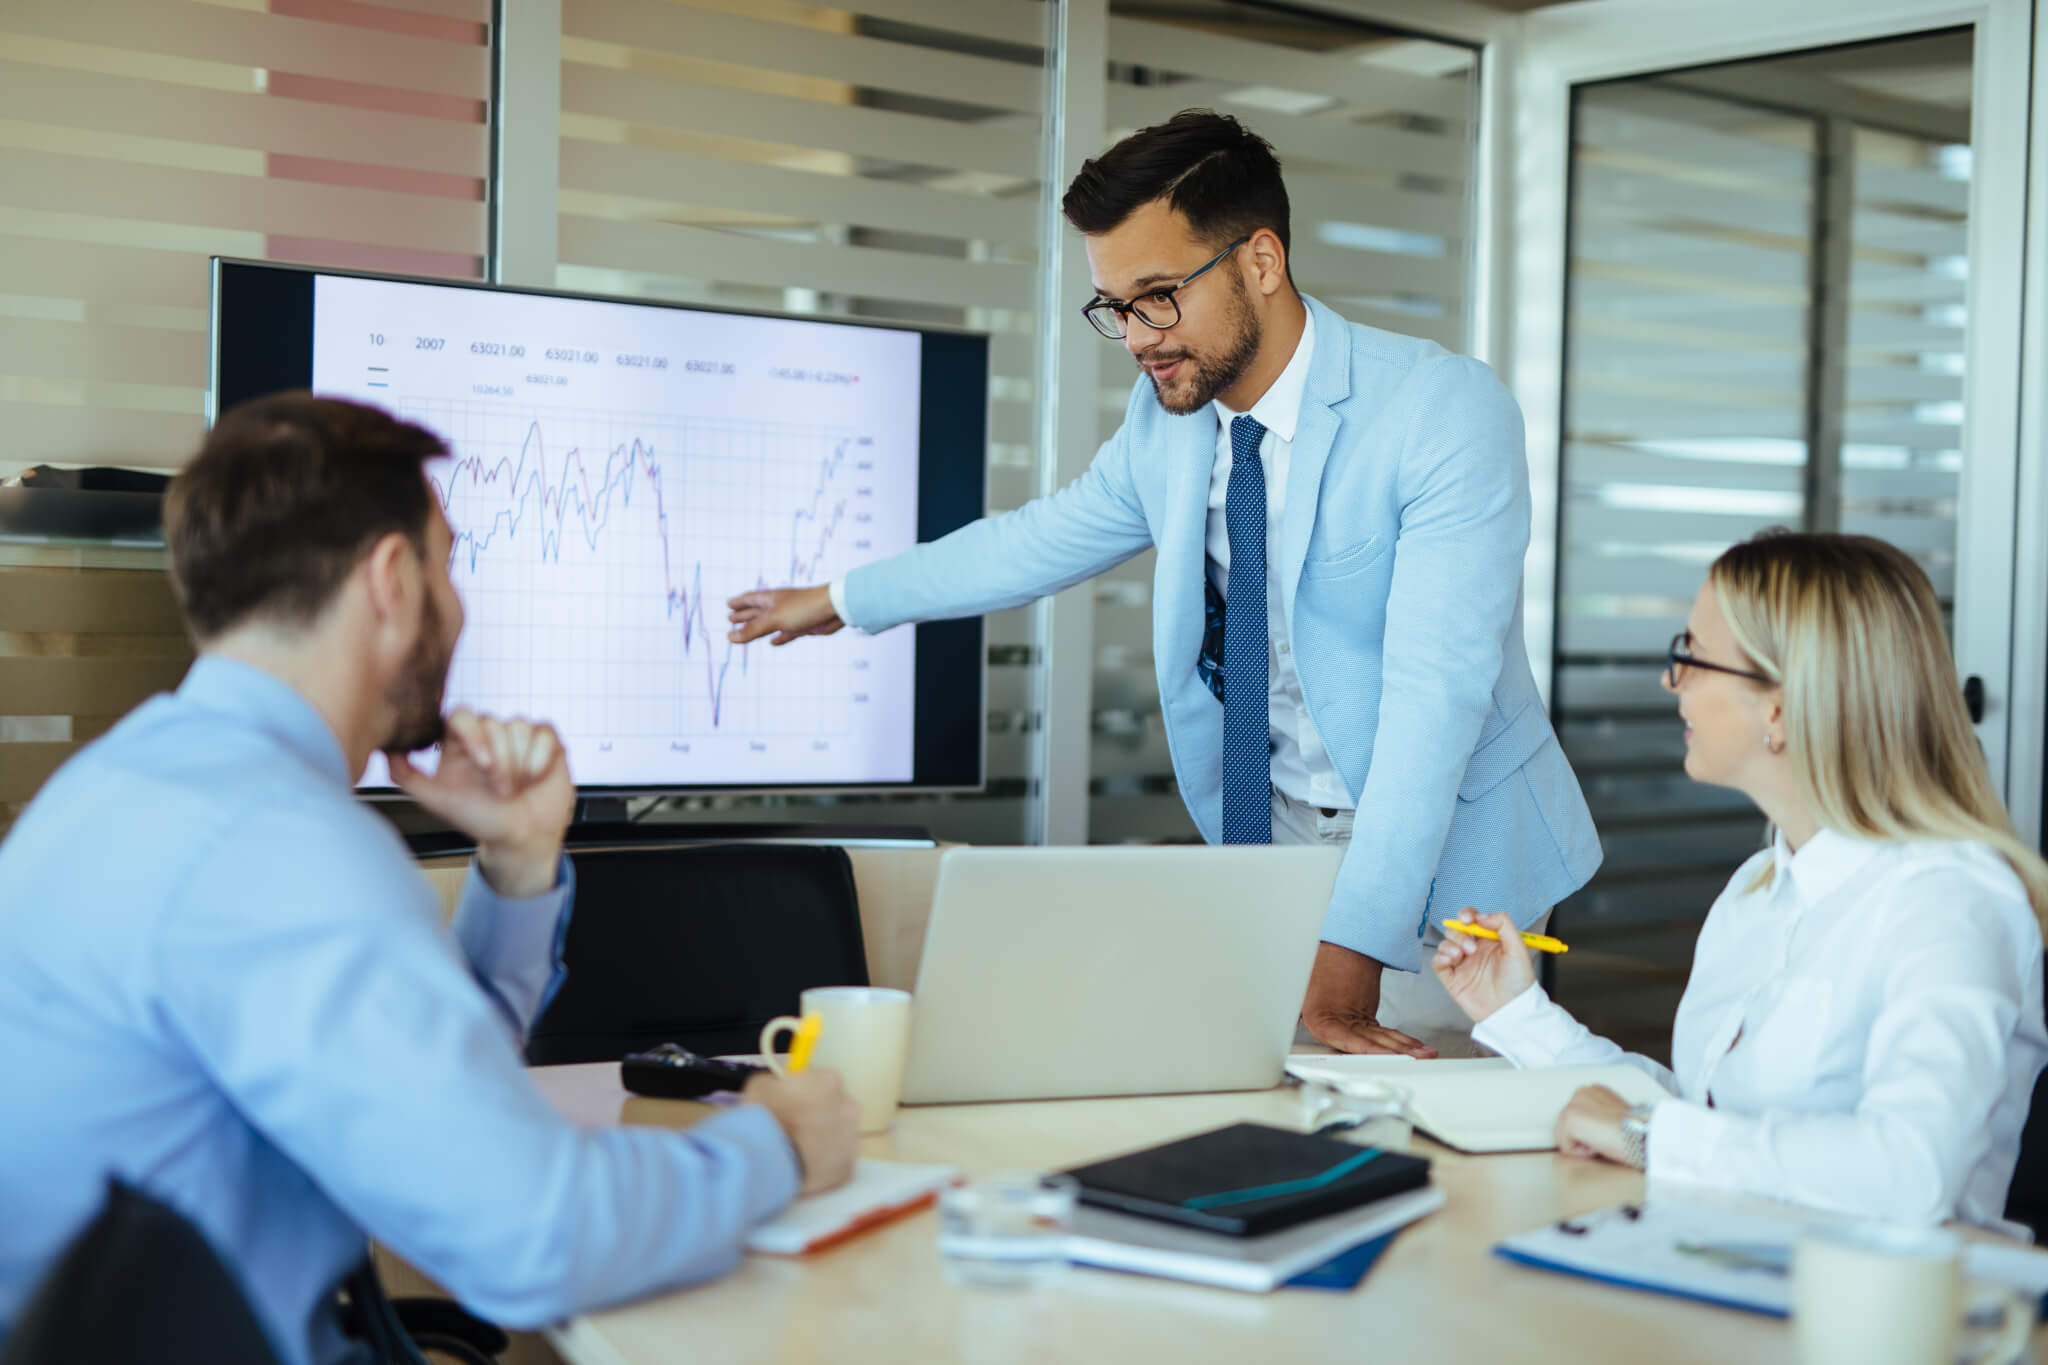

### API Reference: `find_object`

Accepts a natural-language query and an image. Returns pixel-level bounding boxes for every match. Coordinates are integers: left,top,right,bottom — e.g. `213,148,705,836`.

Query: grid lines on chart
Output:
404,396,877,742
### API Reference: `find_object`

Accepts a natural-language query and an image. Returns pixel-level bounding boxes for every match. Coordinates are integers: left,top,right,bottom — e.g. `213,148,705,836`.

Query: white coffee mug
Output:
1792,1224,2032,1365
758,986,913,1134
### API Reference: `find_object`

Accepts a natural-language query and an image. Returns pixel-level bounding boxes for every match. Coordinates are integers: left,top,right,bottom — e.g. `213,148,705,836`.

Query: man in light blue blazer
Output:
730,111,1601,1055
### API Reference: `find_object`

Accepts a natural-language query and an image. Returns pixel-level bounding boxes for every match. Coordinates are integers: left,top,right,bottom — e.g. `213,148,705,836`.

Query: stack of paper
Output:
1065,1185,1445,1292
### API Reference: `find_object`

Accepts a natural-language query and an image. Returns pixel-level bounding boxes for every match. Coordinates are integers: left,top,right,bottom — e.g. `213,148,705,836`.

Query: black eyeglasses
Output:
1081,236,1250,340
1665,632,1773,688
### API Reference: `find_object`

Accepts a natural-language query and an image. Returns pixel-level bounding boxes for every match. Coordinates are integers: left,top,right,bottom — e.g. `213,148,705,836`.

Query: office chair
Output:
0,1178,281,1365
525,841,868,1064
0,1179,507,1365
339,1262,502,1365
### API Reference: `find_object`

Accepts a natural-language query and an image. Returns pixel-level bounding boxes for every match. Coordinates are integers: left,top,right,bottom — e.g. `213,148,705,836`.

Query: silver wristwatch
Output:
1618,1104,1655,1170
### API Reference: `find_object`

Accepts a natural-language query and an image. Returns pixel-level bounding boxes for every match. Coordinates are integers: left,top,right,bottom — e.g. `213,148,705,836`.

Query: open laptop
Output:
898,846,1343,1105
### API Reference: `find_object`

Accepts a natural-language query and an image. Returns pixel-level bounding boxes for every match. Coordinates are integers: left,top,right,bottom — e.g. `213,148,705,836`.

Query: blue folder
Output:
1285,1231,1398,1291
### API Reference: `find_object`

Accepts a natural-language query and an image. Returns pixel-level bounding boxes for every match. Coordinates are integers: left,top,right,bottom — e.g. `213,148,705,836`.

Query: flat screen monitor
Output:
209,259,986,795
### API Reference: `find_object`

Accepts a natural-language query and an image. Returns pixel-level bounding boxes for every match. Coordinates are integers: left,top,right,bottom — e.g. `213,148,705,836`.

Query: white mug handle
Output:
1960,1287,2033,1365
757,1015,802,1076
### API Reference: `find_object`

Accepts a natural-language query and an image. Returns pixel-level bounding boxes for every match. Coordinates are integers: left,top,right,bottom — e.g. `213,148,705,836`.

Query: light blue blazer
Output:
844,296,1602,971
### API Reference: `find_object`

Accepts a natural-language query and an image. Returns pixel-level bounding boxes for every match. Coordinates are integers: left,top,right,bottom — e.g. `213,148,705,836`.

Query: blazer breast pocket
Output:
1299,533,1387,583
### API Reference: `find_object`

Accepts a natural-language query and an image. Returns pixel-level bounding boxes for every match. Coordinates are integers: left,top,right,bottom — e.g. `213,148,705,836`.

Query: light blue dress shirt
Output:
0,657,799,1365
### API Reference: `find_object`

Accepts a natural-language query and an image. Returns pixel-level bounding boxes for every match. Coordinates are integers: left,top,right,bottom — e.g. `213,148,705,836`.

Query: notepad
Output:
1063,1122,1432,1237
1284,1055,1674,1153
745,1159,956,1256
1496,1200,1807,1316
1495,1200,2048,1319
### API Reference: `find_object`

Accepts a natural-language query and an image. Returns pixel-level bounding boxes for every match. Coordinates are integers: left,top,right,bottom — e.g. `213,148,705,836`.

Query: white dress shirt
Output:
828,309,1350,810
1473,829,2048,1230
1203,307,1349,811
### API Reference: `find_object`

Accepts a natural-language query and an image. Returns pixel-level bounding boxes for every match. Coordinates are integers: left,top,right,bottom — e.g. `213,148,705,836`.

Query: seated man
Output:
0,394,858,1365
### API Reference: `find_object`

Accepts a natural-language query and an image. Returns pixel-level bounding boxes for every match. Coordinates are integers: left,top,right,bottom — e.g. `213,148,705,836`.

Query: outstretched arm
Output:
727,421,1155,641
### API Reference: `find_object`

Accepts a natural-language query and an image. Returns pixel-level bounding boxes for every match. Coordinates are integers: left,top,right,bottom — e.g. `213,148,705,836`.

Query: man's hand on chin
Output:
1299,941,1437,1058
388,709,576,898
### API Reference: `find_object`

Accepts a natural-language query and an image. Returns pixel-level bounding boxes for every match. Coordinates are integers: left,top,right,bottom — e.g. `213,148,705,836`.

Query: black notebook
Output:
1063,1122,1432,1237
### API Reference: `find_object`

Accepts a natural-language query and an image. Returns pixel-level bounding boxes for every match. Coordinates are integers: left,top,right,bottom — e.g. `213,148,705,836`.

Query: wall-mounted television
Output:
211,259,986,796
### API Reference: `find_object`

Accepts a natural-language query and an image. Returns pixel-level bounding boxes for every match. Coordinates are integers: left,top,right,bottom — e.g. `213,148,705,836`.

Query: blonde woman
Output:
1435,531,2048,1227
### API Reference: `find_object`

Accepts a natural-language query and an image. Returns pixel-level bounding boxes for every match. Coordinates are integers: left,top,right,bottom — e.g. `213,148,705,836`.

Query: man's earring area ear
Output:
1764,733,1784,755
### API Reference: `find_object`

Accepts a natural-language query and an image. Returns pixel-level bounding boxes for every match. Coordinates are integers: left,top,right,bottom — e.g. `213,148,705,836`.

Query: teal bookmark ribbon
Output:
1181,1148,1383,1211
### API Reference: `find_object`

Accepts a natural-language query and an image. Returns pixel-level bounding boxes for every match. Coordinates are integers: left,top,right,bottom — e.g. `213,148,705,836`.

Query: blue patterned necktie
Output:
1221,414,1271,844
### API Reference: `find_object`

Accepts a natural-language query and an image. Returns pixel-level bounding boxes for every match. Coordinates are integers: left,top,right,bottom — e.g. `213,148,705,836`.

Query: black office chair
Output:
525,842,869,1064
1,1179,507,1365
2003,950,2048,1242
1,1178,281,1365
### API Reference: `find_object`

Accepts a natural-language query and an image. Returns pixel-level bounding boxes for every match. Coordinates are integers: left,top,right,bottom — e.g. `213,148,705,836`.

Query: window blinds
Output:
0,0,491,475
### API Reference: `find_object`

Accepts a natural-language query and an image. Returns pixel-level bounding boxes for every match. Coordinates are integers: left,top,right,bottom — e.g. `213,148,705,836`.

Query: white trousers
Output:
1270,788,1549,1058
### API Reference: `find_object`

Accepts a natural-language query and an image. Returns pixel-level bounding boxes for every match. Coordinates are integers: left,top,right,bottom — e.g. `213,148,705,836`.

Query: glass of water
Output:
937,1171,1078,1289
1295,1078,1413,1147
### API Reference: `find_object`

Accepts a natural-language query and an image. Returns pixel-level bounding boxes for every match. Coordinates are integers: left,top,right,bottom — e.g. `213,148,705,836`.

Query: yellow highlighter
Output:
1440,919,1571,955
787,1014,824,1074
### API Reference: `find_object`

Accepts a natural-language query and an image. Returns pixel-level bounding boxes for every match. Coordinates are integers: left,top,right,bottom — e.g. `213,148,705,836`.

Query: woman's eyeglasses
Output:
1665,632,1773,688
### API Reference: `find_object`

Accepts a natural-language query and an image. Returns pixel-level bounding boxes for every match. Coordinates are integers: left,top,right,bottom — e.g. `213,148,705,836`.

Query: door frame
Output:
1509,0,2038,830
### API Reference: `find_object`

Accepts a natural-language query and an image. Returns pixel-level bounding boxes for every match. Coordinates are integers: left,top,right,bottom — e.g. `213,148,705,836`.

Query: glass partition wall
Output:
548,0,1053,842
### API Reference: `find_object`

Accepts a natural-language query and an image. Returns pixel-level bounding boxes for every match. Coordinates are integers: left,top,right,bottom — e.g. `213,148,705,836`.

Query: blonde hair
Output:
1709,529,2048,930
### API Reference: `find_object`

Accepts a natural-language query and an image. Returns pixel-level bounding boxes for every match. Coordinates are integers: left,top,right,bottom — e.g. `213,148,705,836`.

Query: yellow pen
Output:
1440,919,1571,955
787,1014,824,1074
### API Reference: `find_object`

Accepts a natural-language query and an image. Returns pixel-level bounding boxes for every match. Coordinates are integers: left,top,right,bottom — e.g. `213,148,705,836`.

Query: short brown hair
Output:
166,393,445,640
1062,110,1291,263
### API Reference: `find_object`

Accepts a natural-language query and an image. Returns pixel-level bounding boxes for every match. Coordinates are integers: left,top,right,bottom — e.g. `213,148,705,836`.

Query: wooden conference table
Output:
528,1062,2046,1365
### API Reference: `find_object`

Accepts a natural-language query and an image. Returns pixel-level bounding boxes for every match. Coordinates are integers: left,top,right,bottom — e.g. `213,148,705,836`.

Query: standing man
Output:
729,111,1600,1056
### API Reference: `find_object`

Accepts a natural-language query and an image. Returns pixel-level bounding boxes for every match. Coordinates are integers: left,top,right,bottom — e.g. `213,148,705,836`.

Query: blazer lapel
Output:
1153,409,1219,697
1276,297,1352,628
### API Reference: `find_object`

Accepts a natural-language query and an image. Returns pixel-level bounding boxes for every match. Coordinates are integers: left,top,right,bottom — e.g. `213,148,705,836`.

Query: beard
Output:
380,591,455,756
1141,272,1263,416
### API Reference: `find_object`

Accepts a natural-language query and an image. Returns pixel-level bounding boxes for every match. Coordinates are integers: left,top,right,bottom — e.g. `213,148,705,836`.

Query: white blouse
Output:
1473,830,2048,1230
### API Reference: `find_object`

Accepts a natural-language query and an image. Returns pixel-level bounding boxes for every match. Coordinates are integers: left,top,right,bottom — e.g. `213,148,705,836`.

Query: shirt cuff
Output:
1644,1097,1733,1190
1469,982,1581,1067
695,1102,803,1225
452,854,576,1030
826,578,858,633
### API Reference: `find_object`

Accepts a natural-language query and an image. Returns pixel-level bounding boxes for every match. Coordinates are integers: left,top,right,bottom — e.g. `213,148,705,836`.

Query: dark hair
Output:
166,392,445,640
1062,110,1291,262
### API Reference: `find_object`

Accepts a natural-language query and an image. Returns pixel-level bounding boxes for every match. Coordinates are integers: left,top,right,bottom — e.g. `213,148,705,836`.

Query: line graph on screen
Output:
401,397,891,746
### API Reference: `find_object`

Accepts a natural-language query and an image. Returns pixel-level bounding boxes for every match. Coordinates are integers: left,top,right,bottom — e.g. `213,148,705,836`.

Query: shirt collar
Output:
1772,826,1882,907
1213,305,1315,445
176,655,355,789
